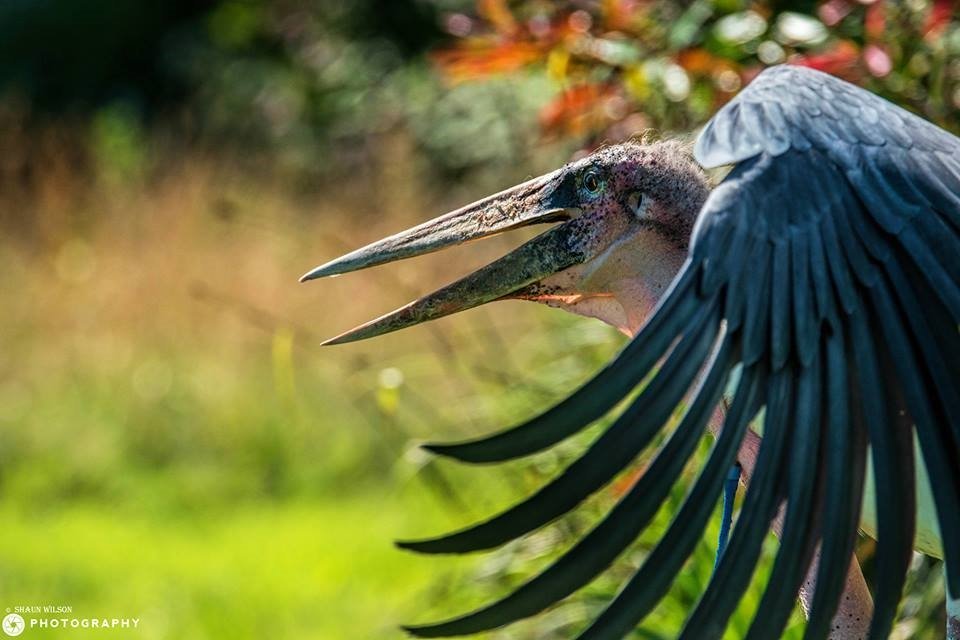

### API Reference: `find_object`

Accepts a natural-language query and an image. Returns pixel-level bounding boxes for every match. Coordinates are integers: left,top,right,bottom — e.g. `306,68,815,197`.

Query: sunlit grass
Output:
0,496,473,639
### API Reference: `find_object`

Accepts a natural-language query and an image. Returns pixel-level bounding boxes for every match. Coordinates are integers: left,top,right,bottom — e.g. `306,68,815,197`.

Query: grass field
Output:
2,499,454,639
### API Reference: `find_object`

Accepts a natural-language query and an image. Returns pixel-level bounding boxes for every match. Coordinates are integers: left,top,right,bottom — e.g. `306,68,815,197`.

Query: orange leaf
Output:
677,48,736,76
538,83,616,137
864,2,886,41
432,40,544,81
477,0,518,35
603,0,646,31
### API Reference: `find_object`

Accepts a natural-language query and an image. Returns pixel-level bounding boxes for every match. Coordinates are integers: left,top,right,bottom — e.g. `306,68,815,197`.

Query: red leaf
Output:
923,0,955,40
790,40,862,81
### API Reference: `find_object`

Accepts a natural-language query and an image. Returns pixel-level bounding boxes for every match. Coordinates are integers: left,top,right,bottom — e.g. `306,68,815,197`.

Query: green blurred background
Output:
0,1,956,638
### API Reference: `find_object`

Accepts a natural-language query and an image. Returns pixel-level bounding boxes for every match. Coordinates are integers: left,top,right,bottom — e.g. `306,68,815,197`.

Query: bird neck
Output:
517,234,688,337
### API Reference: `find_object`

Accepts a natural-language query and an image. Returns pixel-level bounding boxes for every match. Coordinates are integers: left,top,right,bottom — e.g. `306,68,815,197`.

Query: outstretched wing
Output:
403,65,960,639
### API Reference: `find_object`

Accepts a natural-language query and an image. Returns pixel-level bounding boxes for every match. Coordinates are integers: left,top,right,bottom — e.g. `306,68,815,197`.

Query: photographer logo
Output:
2,614,24,637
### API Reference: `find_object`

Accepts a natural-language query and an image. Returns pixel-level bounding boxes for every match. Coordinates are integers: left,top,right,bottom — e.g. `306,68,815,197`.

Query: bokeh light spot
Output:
714,11,768,45
663,64,691,102
378,367,405,390
775,12,828,46
757,40,786,65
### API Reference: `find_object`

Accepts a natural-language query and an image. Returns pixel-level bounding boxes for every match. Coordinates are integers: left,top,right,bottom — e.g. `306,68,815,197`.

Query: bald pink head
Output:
508,141,710,335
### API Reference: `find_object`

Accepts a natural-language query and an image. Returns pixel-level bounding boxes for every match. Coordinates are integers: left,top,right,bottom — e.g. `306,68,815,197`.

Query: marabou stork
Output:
302,66,960,639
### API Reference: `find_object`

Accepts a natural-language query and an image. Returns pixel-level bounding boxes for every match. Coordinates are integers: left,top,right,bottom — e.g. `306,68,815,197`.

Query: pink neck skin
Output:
515,226,688,336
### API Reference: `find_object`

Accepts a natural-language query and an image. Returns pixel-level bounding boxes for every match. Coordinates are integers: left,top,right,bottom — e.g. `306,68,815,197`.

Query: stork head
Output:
303,141,709,344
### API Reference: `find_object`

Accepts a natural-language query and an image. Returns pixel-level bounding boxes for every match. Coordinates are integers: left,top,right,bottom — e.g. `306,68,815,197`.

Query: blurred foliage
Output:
430,0,959,147
0,0,468,179
0,0,956,182
168,0,445,166
0,0,441,114
0,1,213,109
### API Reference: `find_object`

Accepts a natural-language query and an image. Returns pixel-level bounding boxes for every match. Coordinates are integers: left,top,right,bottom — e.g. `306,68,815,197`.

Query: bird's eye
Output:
581,169,604,198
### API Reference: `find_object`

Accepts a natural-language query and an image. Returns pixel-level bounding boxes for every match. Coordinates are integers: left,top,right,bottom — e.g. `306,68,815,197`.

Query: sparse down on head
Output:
301,141,710,343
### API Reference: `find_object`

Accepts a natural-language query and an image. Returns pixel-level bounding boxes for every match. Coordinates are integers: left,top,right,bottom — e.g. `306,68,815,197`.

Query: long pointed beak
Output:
301,169,586,345
300,169,571,282
321,222,585,345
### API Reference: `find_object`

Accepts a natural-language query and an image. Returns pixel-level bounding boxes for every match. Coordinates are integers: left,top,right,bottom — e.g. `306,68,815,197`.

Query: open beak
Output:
301,169,586,345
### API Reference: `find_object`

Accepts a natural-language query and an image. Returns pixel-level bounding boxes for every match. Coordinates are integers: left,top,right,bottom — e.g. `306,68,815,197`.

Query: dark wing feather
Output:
803,326,867,640
854,299,916,640
745,349,825,640
405,66,960,638
677,368,794,639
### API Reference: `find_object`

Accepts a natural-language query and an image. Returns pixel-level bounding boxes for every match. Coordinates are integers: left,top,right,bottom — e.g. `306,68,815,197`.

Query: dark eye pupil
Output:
585,174,599,192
